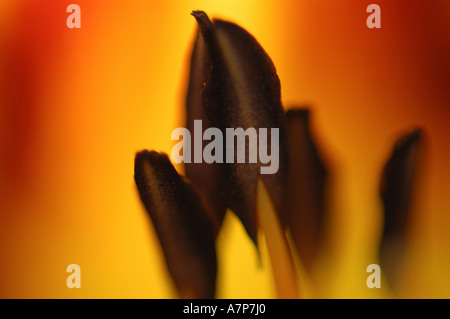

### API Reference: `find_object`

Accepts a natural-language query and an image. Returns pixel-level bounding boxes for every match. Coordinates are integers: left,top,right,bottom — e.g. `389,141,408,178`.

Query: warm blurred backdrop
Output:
0,0,449,298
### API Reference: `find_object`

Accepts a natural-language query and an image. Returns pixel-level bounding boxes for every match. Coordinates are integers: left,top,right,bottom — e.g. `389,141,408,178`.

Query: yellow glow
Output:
1,0,449,299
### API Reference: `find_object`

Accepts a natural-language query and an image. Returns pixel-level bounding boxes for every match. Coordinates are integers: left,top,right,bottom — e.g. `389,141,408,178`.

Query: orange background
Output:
0,0,449,298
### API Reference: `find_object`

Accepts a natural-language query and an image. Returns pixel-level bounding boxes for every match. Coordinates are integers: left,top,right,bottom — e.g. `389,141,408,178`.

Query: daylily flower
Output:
134,11,422,299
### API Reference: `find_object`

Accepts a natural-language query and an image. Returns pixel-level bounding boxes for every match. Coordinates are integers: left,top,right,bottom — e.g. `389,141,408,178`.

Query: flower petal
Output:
134,150,217,298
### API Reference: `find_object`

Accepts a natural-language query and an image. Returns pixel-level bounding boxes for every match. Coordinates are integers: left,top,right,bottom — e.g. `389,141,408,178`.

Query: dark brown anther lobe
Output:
285,109,327,271
185,27,227,235
191,11,289,245
134,150,217,299
379,129,422,287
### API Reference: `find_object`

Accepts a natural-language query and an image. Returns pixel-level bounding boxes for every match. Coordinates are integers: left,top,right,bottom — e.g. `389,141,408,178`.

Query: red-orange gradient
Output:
0,0,449,298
